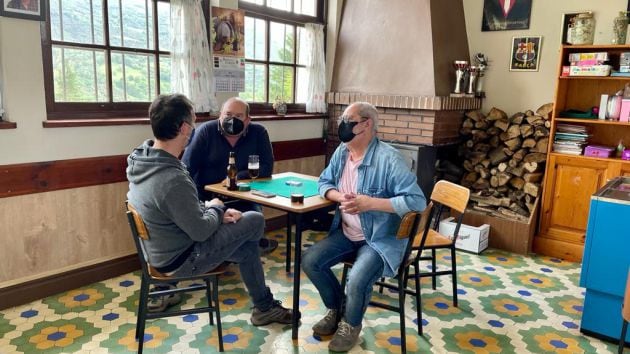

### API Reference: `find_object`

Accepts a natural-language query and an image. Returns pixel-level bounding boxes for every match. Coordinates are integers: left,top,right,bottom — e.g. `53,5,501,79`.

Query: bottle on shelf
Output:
227,151,238,191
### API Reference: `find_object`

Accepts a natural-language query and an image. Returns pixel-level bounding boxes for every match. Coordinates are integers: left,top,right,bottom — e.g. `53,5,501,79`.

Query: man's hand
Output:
339,193,372,215
205,198,224,208
223,208,242,223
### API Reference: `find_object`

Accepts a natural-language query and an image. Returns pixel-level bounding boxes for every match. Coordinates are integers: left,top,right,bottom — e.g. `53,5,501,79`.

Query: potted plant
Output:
273,97,287,115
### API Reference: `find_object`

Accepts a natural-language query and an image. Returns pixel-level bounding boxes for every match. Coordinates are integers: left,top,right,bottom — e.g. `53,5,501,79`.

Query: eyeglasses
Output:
185,121,196,129
337,115,369,125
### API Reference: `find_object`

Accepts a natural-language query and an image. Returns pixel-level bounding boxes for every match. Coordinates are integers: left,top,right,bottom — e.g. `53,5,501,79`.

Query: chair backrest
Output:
412,202,434,249
431,180,470,214
399,204,434,275
125,201,152,276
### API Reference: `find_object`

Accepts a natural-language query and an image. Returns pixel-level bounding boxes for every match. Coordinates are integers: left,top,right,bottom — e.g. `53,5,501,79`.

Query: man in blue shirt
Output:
302,102,426,352
182,97,278,252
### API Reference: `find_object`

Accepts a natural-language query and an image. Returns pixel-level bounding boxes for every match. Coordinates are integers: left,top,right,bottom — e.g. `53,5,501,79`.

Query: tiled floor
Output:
0,228,624,353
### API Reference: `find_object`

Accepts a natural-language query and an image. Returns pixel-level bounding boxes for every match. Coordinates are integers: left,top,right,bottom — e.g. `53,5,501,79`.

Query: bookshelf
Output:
534,44,630,262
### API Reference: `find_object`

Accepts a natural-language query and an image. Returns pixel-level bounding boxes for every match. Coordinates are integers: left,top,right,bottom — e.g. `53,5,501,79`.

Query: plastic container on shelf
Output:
569,12,595,45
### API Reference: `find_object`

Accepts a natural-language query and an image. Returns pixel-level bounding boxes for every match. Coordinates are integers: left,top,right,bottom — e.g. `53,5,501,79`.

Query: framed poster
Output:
482,0,532,31
0,0,45,21
510,36,542,72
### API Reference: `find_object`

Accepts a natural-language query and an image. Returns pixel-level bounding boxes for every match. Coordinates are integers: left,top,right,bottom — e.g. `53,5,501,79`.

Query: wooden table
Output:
205,172,334,339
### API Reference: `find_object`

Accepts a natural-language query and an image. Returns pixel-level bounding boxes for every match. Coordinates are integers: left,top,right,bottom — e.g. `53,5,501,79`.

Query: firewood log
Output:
487,107,507,121
510,112,525,125
523,182,540,197
494,119,510,132
523,172,543,183
489,147,509,165
523,161,543,173
462,119,474,129
504,137,523,151
532,137,549,153
466,110,485,122
512,148,527,161
509,177,526,190
520,124,534,138
536,102,553,119
522,138,537,148
523,152,547,163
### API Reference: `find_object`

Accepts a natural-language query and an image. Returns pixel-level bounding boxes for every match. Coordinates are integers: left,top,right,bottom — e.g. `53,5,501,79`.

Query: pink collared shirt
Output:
338,154,365,241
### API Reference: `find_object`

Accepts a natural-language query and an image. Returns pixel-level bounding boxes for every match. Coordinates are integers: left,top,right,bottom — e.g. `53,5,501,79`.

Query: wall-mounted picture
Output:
211,7,245,57
561,11,594,45
482,0,532,31
0,0,45,21
509,36,542,71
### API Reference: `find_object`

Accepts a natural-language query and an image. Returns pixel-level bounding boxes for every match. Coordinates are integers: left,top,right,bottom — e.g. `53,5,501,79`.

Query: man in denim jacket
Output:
302,102,426,352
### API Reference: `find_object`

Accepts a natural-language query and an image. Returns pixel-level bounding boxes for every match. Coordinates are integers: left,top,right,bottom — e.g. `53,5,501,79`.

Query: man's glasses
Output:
337,115,369,125
184,121,196,129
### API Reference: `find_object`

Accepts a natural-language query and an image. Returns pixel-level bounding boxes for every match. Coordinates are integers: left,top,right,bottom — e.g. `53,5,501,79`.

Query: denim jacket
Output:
318,137,427,277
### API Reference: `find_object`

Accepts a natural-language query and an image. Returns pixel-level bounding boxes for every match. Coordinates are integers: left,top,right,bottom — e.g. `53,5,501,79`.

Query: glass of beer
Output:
290,182,304,204
248,155,260,180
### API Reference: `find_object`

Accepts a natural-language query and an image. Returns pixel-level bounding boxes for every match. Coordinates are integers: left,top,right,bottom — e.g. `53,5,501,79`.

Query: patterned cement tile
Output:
0,228,620,354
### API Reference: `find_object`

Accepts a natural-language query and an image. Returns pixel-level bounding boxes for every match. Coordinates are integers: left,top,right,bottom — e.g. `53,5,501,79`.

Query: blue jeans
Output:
173,211,274,311
302,228,384,327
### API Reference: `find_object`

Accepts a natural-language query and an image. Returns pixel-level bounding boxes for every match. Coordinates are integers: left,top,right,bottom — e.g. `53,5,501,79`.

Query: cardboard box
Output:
460,198,539,255
439,217,489,254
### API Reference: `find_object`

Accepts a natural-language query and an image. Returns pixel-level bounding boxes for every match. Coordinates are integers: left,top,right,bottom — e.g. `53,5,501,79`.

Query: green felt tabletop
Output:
249,176,319,198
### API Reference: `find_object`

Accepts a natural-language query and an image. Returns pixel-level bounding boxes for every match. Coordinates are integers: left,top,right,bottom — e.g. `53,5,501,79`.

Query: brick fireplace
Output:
325,92,481,197
325,0,480,197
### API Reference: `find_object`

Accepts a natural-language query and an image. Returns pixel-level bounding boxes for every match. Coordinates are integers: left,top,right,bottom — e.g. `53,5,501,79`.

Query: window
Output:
43,0,182,119
238,0,324,108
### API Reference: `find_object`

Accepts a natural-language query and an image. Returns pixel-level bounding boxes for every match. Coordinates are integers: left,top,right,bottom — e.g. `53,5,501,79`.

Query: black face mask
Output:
338,121,362,143
221,116,245,136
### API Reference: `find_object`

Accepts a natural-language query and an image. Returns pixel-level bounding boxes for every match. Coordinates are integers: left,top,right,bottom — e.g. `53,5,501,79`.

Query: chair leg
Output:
398,275,407,354
206,279,214,325
620,319,628,354
431,248,437,290
378,277,386,294
136,277,149,339
451,246,458,307
213,276,224,352
415,261,423,336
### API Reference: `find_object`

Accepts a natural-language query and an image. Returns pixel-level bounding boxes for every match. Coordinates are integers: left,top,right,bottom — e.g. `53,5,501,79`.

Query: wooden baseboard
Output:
532,235,584,262
0,255,140,311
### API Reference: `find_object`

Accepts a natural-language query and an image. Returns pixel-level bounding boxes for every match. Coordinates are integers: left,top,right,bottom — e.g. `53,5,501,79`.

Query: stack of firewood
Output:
459,103,553,221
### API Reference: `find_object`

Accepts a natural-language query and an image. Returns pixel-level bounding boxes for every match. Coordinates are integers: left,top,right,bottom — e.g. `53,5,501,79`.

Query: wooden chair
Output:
620,270,630,354
411,180,470,308
339,204,433,354
126,202,227,353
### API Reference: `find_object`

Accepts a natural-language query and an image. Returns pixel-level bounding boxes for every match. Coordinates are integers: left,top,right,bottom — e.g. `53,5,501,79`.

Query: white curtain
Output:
170,0,218,113
304,23,326,113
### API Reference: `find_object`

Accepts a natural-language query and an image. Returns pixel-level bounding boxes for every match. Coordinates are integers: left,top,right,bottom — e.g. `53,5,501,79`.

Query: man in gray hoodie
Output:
126,94,292,326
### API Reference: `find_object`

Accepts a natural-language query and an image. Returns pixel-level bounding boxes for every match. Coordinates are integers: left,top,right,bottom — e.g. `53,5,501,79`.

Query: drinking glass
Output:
290,183,304,204
248,155,260,179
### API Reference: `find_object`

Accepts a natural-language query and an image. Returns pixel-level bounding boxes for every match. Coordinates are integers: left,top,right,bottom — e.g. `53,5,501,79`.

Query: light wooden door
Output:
540,154,611,245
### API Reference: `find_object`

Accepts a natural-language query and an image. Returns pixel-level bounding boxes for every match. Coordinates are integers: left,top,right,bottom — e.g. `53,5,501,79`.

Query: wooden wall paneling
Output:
0,182,134,285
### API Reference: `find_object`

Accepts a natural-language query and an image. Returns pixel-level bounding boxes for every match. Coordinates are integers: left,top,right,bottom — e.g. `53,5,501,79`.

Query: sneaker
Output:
147,285,182,313
259,238,279,254
329,319,362,352
312,308,339,336
250,300,293,326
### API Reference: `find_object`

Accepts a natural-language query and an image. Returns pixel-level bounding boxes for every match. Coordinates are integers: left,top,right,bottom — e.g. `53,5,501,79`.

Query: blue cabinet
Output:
580,176,630,341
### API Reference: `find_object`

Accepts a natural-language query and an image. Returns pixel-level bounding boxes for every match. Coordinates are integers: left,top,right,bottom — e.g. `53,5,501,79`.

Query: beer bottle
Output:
227,151,238,191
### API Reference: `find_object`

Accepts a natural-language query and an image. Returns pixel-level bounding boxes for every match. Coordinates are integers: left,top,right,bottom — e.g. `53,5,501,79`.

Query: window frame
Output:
238,0,326,114
41,0,212,120
40,0,325,120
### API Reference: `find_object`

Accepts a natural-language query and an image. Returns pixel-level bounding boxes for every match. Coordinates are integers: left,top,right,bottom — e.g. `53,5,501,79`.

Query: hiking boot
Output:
312,308,339,336
329,319,362,352
259,238,279,254
251,300,293,326
147,285,182,313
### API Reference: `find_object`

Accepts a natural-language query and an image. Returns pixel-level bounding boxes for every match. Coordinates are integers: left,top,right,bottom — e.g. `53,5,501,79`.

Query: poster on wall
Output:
509,36,542,72
211,6,245,92
0,0,46,21
482,0,532,31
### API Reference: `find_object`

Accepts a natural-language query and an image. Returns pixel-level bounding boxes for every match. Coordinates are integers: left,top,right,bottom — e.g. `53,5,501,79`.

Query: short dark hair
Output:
149,94,194,140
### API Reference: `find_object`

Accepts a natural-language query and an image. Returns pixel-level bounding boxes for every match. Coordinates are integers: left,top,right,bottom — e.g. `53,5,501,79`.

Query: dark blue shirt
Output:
182,119,274,200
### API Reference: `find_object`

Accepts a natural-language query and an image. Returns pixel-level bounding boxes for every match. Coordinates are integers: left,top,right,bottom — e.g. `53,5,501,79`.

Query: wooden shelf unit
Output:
534,44,630,262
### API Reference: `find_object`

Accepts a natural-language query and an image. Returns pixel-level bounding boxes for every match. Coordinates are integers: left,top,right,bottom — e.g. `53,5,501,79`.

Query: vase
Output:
612,11,629,44
275,103,287,115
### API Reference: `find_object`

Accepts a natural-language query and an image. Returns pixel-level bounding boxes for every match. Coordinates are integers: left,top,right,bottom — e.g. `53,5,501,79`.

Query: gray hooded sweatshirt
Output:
126,139,224,268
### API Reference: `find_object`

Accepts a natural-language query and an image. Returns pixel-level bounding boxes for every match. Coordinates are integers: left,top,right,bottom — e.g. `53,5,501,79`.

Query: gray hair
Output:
350,101,379,132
